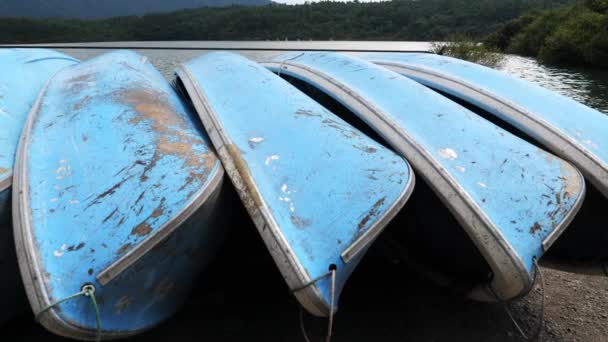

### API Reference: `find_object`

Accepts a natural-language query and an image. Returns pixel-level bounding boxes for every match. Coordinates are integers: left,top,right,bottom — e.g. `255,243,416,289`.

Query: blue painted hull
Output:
0,48,78,324
13,50,225,339
364,52,608,269
364,52,608,198
0,49,78,193
176,52,415,316
265,52,585,301
0,48,78,226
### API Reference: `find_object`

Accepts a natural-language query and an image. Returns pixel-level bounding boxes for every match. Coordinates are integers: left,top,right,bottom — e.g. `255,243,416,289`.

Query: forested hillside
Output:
0,0,573,43
486,0,608,68
0,0,270,19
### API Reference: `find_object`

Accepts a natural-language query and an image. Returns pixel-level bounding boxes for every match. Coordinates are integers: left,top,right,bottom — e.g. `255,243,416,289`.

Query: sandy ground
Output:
4,218,608,342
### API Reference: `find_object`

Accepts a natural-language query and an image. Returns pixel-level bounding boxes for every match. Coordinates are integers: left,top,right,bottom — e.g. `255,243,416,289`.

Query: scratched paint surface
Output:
0,49,78,201
0,49,76,325
179,52,412,308
364,53,608,194
21,50,223,333
270,52,584,274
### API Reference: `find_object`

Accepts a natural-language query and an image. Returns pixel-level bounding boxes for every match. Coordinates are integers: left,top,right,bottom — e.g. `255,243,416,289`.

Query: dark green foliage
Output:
0,0,270,20
486,1,608,68
0,0,573,43
431,34,504,67
484,12,540,51
583,0,608,13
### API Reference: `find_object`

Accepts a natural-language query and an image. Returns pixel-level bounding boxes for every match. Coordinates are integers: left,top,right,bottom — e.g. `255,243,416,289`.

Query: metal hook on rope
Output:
292,267,337,342
36,284,102,342
490,258,545,341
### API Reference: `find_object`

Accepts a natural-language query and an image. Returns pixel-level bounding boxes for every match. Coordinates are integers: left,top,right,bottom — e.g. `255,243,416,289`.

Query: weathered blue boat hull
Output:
264,52,585,301
364,52,608,198
176,52,415,316
0,49,78,196
364,52,608,269
0,48,78,324
0,48,79,227
13,50,225,339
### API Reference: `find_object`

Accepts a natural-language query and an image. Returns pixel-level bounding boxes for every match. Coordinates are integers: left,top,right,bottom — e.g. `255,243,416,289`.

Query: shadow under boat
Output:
262,52,586,302
363,52,608,274
12,50,227,340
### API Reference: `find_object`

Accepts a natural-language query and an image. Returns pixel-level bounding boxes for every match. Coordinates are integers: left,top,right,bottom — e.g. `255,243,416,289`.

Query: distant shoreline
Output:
0,1,569,44
0,41,432,52
486,1,608,69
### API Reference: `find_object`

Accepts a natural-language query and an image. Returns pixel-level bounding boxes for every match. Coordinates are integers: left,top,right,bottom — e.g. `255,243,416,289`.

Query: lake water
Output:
57,42,608,113
499,55,608,113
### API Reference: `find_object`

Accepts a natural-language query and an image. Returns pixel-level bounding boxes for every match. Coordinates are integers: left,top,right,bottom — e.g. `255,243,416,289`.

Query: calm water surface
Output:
59,43,608,113
499,55,608,113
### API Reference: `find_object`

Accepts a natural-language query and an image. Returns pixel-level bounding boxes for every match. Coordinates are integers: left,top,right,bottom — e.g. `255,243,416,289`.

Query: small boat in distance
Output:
0,48,78,324
176,52,415,316
13,50,225,339
364,52,608,271
264,52,585,301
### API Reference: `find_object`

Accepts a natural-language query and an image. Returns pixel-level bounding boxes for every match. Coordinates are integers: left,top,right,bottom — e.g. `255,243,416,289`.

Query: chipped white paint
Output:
279,197,291,202
249,137,264,144
50,198,58,203
477,182,488,188
438,148,458,160
265,155,280,165
53,244,68,257
0,107,9,118
582,139,599,150
281,183,293,195
69,199,80,204
455,166,466,173
289,202,296,213
55,162,71,180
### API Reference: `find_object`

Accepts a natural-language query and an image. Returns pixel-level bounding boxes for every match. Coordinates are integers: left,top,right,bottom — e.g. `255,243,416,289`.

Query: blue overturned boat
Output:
176,52,415,316
0,48,79,323
263,52,585,301
0,48,78,230
364,52,608,269
13,50,225,339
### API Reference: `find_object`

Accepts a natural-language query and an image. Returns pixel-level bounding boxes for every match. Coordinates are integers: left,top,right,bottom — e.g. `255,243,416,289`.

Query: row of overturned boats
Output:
0,47,606,340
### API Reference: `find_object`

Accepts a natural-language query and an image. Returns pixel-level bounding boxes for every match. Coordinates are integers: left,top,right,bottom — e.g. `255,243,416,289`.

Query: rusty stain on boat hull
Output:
13,50,226,339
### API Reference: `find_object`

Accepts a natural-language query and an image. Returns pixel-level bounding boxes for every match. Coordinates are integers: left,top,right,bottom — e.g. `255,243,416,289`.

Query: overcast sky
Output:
273,0,387,5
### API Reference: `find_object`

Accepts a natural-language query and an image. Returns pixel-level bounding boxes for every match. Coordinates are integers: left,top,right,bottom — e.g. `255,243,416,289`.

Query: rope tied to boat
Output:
491,258,545,341
292,267,337,342
36,284,102,342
